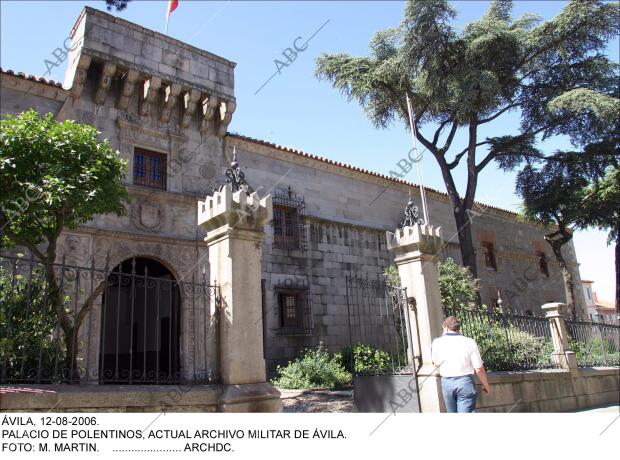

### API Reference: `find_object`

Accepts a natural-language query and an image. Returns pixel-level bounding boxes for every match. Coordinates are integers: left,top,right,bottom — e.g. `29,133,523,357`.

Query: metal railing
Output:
442,307,557,371
0,253,219,384
566,319,620,367
345,277,415,375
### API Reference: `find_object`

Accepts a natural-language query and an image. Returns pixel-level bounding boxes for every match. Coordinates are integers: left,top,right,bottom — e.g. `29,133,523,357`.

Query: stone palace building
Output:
0,7,587,375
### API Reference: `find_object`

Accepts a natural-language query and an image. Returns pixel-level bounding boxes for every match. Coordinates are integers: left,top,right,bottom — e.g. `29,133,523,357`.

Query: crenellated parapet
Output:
63,7,236,137
197,186,273,240
386,224,443,261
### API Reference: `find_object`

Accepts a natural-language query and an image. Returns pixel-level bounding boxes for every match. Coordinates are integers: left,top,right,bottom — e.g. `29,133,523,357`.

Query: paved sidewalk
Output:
574,403,619,413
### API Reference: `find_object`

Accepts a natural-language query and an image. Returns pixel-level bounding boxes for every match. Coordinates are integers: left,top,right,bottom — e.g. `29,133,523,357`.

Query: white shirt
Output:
431,332,484,377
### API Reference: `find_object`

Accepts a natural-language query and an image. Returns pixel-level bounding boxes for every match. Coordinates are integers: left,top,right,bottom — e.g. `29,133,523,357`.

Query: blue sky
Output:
0,0,616,301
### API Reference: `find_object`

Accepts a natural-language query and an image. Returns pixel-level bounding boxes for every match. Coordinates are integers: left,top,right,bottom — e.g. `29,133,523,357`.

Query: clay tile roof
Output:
1,67,63,88
227,132,520,219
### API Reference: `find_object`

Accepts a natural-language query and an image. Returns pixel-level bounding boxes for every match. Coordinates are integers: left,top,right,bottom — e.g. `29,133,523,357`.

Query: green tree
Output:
0,110,129,378
578,166,620,312
0,260,63,382
105,0,131,11
315,0,619,278
438,258,480,310
515,153,609,319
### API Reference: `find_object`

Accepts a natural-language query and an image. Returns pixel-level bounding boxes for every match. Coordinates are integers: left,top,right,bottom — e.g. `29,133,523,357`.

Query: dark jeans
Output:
441,375,477,413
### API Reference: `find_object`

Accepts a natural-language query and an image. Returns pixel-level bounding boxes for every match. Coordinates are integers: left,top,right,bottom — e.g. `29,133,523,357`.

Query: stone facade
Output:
0,7,587,377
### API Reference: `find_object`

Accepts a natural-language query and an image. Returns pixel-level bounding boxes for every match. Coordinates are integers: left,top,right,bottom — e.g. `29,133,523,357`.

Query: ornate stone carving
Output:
181,89,201,128
160,83,182,124
117,69,140,111
94,62,116,105
217,99,236,136
63,233,90,266
66,234,81,251
200,95,218,133
117,119,187,149
71,54,92,99
130,200,165,232
199,160,216,179
140,76,162,117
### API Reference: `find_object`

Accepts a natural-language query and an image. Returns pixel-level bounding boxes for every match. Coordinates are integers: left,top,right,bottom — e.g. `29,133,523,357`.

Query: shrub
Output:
383,265,401,288
271,344,352,389
438,258,480,310
453,311,555,371
0,262,64,382
339,343,392,375
570,337,620,367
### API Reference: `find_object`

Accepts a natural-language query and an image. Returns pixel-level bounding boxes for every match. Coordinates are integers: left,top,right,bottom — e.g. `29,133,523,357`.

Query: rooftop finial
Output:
400,191,423,228
224,146,248,192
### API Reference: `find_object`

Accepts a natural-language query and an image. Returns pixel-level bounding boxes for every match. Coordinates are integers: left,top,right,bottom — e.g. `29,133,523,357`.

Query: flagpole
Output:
406,92,430,226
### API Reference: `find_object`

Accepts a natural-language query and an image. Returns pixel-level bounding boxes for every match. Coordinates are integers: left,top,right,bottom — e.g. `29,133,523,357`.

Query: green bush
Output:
452,311,555,371
0,262,64,382
570,337,620,367
438,258,480,310
271,344,352,389
383,265,401,288
339,343,392,375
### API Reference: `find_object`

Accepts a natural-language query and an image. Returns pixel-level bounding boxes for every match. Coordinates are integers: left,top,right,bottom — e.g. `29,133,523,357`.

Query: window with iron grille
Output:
537,251,549,276
481,241,497,270
273,205,299,249
134,148,167,190
272,187,306,250
275,288,312,334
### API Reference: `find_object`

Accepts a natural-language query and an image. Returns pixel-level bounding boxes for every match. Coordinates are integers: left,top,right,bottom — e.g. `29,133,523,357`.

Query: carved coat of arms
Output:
130,201,165,232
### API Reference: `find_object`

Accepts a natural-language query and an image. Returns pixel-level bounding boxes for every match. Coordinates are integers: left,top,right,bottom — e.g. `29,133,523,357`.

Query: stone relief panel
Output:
199,159,217,180
130,200,166,233
61,233,92,267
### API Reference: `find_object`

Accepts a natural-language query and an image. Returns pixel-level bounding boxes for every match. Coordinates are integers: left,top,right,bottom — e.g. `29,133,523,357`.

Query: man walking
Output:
431,316,490,413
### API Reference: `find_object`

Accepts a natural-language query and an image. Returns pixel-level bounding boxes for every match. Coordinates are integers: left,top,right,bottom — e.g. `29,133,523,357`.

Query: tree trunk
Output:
43,257,80,382
615,236,619,315
453,205,478,277
63,327,80,382
547,234,578,319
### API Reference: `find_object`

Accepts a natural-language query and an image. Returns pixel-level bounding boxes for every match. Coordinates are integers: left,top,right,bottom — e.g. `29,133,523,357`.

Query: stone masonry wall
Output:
0,6,587,378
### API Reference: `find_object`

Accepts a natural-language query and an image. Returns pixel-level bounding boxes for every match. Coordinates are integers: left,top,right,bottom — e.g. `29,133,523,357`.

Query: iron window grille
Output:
274,285,312,335
134,148,167,190
537,251,550,276
272,187,306,251
481,241,497,270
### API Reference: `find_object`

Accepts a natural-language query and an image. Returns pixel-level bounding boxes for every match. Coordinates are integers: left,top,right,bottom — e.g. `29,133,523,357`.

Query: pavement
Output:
574,403,619,413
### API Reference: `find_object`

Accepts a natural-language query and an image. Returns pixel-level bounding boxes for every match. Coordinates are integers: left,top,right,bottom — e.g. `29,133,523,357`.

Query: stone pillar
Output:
541,302,577,371
387,224,445,413
197,186,282,412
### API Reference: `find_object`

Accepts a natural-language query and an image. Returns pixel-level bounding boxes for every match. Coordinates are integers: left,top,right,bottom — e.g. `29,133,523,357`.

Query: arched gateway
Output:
99,257,181,383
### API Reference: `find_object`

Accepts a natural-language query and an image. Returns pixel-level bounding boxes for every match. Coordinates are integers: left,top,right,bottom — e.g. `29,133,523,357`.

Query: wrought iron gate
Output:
0,253,220,385
345,276,420,412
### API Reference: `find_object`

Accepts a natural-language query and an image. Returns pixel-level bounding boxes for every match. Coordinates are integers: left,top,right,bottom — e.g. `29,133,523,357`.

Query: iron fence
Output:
566,319,620,367
345,277,415,375
442,306,558,371
0,253,219,384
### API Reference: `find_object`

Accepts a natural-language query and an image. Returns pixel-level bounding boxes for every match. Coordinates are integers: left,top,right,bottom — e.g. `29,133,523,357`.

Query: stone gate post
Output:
387,224,445,412
198,185,282,412
541,302,578,371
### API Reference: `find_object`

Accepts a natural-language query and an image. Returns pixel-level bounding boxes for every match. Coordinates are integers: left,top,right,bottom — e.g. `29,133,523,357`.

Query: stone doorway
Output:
99,257,181,384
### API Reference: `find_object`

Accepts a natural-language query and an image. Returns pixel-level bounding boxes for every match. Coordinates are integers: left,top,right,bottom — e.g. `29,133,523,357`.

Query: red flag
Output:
167,0,179,18
165,0,179,34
